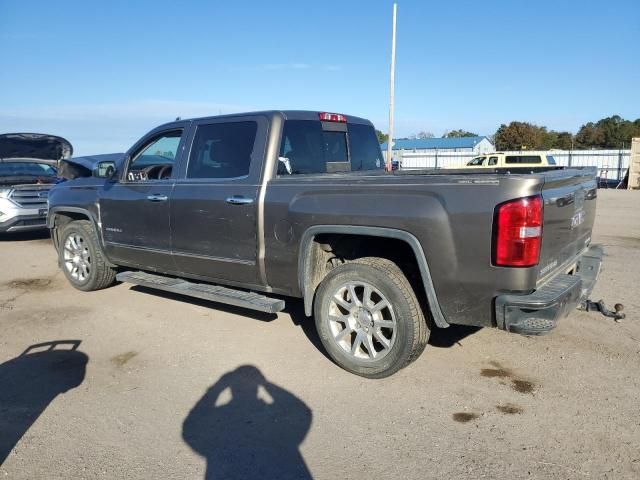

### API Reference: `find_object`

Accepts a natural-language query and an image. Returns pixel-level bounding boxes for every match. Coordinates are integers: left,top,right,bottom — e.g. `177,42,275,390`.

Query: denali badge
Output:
571,211,585,229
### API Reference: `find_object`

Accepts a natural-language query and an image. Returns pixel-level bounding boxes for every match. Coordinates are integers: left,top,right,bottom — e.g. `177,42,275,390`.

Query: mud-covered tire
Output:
314,257,429,378
58,220,117,291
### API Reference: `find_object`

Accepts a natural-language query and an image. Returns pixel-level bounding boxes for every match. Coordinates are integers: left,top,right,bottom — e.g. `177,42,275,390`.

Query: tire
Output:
314,257,429,378
58,220,117,291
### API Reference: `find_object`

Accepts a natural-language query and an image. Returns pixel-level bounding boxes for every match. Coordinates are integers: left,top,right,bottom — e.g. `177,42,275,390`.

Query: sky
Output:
1,0,638,156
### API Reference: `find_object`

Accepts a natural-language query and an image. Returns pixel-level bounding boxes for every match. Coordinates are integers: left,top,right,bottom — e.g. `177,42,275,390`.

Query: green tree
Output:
553,131,574,150
375,129,389,144
445,129,478,138
575,116,640,148
494,122,549,150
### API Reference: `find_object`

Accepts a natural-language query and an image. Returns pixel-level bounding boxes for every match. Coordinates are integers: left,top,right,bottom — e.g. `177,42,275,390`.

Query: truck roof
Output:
154,110,374,131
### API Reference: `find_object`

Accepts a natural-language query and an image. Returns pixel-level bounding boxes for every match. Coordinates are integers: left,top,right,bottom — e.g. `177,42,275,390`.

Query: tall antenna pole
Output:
386,3,397,171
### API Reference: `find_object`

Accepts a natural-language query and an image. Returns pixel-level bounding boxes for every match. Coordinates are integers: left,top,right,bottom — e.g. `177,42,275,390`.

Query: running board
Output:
116,271,285,314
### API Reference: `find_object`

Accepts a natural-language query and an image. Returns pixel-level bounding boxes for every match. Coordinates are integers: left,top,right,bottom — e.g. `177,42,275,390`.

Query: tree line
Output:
377,115,640,150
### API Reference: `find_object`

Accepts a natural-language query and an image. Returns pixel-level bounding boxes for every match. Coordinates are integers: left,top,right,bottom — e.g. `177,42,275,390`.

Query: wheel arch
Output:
298,225,449,328
48,207,114,266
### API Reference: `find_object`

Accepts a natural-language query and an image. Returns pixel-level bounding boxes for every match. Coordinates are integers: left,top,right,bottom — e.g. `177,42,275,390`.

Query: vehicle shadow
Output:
129,285,279,322
0,230,50,242
182,365,313,480
0,340,88,466
428,324,482,348
283,299,331,361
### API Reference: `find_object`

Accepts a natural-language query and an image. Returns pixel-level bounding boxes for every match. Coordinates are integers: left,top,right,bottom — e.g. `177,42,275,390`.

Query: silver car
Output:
0,133,72,233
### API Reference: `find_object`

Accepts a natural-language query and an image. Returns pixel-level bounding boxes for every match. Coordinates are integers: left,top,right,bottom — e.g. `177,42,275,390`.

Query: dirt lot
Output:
1,190,639,479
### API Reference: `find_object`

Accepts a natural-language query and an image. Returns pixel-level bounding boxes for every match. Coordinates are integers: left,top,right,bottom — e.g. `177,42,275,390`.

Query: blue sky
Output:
1,0,638,155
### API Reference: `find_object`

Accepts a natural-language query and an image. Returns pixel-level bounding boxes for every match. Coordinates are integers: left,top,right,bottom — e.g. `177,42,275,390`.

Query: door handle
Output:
225,196,254,205
146,194,168,202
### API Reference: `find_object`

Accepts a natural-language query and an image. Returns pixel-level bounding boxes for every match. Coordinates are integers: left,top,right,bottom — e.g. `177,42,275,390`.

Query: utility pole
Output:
386,3,397,171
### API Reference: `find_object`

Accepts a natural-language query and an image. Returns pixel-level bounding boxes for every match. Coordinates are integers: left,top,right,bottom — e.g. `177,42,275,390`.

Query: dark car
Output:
47,111,602,378
0,133,71,233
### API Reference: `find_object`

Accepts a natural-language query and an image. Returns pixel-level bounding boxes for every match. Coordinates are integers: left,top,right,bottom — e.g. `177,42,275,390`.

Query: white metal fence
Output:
388,149,630,180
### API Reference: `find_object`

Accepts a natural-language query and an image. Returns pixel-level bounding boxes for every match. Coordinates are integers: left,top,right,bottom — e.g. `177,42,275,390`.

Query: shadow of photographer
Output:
0,340,88,466
183,365,313,479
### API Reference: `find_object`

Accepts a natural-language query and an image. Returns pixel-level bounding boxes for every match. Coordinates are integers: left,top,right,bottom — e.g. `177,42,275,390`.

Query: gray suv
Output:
0,133,71,233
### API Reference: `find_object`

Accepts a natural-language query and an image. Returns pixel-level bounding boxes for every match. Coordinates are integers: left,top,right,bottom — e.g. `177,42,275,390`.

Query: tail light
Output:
319,112,347,123
494,195,543,267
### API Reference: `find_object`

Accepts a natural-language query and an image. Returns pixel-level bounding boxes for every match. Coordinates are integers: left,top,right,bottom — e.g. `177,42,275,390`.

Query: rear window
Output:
505,155,542,164
546,155,557,165
187,121,257,179
278,120,383,175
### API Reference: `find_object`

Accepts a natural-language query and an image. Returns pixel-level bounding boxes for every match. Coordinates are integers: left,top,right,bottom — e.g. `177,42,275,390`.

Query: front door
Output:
170,116,267,286
100,127,186,272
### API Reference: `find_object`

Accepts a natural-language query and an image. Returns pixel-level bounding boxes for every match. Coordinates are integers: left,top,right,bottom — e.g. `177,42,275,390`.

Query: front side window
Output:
467,156,486,166
546,155,557,165
187,121,257,179
127,130,182,181
505,155,542,164
488,156,498,166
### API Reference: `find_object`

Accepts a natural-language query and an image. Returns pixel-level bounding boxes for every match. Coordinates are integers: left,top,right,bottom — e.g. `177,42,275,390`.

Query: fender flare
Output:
47,206,99,230
47,207,112,264
298,225,449,328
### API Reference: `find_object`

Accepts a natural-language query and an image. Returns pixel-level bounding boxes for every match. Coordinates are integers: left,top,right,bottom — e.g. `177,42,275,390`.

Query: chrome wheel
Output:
63,233,91,283
327,281,397,361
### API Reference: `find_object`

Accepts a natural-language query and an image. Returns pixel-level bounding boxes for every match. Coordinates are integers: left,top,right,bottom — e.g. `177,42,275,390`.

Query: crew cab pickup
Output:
48,111,602,378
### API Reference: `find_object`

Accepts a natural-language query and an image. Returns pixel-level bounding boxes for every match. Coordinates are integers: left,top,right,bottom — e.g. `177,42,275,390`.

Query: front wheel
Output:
314,257,429,378
58,220,117,291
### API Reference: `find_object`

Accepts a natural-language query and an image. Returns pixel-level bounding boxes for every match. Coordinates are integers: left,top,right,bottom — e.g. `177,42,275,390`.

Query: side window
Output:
546,155,557,165
127,130,182,181
488,156,498,166
505,155,542,164
187,121,257,179
466,156,486,166
279,120,348,174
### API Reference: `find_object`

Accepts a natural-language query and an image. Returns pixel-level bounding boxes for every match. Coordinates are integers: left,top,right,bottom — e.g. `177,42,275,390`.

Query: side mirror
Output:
94,161,117,179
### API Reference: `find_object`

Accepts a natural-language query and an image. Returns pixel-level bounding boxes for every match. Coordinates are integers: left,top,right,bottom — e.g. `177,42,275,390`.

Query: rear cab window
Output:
278,118,384,175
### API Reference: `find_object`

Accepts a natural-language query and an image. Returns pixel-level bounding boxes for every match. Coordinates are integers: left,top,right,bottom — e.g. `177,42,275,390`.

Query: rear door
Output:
537,168,598,282
169,115,268,286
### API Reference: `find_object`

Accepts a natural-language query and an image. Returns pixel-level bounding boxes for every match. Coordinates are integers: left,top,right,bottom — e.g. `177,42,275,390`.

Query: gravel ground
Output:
0,189,638,479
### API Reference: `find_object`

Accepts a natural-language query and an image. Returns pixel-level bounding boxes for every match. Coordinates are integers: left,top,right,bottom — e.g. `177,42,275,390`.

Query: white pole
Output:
386,3,397,170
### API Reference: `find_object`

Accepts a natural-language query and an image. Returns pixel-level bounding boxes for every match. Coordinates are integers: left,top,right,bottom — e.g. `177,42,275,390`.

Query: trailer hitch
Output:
578,299,626,322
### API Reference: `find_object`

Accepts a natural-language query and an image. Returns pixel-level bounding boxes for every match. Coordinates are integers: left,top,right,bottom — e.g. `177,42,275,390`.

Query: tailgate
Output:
537,167,598,283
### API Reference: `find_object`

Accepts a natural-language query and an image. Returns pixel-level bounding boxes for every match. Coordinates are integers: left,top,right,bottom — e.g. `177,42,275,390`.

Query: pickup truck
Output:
454,152,558,169
48,111,602,378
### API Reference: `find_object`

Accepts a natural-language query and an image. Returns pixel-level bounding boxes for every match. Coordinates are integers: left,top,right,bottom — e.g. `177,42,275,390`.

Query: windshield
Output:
467,156,486,166
0,162,57,177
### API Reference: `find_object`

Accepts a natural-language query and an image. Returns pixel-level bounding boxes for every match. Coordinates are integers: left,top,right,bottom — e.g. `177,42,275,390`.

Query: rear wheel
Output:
314,257,429,378
58,220,117,291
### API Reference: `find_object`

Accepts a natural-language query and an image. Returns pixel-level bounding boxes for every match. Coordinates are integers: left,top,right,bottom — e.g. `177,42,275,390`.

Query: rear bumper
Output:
495,245,602,335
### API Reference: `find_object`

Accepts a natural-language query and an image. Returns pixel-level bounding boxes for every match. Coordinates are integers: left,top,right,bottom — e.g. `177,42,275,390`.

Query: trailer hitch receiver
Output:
578,299,626,322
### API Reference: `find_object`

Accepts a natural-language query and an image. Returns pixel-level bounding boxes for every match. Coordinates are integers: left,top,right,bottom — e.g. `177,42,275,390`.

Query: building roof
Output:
381,136,490,150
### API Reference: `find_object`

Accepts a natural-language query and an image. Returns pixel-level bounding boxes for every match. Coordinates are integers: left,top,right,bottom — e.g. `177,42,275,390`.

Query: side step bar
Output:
116,271,285,314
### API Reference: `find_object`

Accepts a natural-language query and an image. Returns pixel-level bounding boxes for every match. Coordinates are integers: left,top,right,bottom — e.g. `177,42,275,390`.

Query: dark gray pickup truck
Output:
48,111,602,378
